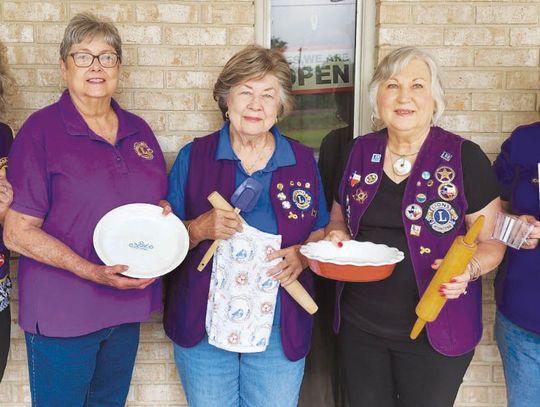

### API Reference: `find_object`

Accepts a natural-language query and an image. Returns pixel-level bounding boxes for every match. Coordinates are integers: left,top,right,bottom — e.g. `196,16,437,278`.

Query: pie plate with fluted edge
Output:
300,240,404,282
93,203,189,278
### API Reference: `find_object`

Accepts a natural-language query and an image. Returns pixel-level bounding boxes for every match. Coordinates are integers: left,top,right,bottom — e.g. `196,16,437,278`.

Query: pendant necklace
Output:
236,134,273,175
387,147,419,177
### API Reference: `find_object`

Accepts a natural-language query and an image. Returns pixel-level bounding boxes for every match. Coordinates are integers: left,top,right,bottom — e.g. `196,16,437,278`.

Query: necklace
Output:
235,134,273,175
387,147,419,177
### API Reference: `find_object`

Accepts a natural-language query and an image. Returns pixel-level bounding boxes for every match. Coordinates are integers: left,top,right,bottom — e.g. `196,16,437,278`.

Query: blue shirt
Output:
168,122,329,233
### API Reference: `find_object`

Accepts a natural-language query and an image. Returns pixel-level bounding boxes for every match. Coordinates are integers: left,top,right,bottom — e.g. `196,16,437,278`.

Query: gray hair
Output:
60,12,122,62
368,46,445,130
213,46,294,120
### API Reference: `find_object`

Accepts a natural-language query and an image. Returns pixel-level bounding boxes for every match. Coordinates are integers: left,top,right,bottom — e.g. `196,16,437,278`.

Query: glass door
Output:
269,0,357,150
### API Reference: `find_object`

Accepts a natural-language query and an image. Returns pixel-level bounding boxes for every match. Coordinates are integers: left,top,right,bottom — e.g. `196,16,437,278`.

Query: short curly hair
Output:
213,46,294,120
60,12,122,62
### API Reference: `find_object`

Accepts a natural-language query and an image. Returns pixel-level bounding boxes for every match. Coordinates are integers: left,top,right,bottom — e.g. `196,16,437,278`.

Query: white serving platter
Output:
93,203,189,278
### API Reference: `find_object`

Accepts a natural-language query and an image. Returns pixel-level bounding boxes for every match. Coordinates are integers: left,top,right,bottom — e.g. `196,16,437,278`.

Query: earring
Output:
225,111,229,119
370,113,377,129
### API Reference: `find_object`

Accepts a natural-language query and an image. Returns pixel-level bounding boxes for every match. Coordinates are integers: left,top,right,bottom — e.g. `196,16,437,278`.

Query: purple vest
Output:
163,131,321,361
337,127,482,356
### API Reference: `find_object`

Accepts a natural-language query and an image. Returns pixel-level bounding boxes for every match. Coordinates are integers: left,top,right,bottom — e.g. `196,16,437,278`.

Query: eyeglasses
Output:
69,52,120,68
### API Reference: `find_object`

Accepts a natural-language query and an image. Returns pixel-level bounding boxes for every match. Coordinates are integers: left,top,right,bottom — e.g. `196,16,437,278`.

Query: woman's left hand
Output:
432,259,470,299
266,245,306,287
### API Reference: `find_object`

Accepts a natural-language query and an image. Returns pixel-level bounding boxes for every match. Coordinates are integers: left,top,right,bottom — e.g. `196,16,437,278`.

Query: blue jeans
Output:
173,323,305,407
496,310,540,407
25,322,140,407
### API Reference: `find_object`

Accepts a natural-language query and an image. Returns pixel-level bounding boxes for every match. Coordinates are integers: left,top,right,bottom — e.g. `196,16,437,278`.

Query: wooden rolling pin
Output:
207,191,318,315
410,215,485,339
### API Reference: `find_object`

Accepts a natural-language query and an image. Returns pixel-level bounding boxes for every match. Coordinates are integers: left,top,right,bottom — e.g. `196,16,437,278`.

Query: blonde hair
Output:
213,46,294,120
0,42,15,114
369,46,445,130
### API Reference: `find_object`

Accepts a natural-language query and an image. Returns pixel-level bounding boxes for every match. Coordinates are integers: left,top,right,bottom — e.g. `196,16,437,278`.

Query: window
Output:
256,0,375,150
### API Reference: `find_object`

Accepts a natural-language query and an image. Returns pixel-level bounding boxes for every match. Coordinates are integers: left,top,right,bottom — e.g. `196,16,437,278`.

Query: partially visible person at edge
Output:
299,91,354,407
163,45,329,407
324,46,505,407
0,40,15,383
493,121,540,407
3,13,166,405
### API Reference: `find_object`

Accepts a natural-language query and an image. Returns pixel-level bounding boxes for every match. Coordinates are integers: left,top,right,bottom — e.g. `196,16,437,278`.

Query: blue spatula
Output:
197,177,263,271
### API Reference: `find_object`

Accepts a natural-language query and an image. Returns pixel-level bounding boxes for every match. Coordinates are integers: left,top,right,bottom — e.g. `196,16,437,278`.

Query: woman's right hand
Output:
188,208,242,246
86,264,156,290
325,229,352,245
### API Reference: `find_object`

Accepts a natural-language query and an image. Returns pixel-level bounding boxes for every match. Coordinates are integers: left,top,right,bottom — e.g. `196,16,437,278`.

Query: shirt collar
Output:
58,89,138,141
215,122,296,171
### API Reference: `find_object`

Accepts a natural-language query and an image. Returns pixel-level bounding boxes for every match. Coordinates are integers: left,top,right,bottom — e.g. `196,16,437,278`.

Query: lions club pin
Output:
424,201,459,234
133,141,154,160
292,189,312,211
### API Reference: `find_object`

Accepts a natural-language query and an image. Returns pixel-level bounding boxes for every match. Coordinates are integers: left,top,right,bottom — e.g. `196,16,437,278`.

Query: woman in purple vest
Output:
493,123,540,407
164,46,329,407
325,46,505,406
0,40,14,383
3,13,167,405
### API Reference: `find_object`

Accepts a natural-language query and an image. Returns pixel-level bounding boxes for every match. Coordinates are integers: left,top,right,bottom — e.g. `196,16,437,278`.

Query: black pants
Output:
0,305,10,382
338,321,473,407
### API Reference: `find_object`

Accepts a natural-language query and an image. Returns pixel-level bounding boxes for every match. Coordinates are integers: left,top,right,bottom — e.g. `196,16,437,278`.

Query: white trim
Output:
255,0,270,47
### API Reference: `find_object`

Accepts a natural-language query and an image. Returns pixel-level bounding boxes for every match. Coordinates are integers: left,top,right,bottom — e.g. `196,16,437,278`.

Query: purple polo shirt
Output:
8,90,167,337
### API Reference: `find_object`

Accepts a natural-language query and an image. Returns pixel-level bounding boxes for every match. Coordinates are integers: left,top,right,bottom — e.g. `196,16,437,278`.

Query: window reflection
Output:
271,0,356,149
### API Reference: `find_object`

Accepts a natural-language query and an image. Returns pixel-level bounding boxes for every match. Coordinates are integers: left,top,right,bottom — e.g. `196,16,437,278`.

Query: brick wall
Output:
0,1,539,406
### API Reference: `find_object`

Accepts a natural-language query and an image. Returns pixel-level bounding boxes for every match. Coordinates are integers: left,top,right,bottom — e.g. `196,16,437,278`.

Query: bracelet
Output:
467,257,482,282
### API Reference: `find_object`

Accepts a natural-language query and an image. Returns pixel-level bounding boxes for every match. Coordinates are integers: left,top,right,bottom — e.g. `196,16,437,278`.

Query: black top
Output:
341,140,500,339
318,126,354,208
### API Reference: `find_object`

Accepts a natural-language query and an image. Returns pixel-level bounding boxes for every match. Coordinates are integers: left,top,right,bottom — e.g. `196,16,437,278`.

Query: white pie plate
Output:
300,240,404,266
93,203,189,278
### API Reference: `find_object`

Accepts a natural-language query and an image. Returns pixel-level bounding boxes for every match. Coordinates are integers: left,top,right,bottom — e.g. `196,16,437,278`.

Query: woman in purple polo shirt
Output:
0,40,15,383
3,13,166,405
325,47,505,406
164,46,328,407
493,123,540,407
